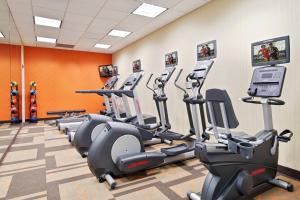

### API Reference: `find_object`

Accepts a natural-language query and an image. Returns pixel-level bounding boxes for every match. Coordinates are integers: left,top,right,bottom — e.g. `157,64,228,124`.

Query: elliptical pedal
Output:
157,130,184,141
161,143,194,156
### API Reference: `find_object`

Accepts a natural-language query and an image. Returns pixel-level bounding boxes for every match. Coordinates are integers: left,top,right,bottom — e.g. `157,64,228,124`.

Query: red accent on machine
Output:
127,160,150,169
250,168,266,176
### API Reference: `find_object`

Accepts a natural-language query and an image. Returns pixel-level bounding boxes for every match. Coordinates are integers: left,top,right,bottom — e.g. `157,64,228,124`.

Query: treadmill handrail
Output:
76,89,134,98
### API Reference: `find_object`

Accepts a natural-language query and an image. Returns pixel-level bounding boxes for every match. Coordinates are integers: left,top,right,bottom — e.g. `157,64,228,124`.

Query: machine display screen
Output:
197,40,217,61
261,73,273,79
99,65,118,77
165,51,178,67
132,59,142,72
251,36,290,66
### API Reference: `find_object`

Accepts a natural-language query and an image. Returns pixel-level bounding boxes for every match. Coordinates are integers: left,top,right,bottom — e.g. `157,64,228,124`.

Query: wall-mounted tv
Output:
99,65,118,77
132,59,142,72
197,40,217,61
251,36,290,66
165,51,178,67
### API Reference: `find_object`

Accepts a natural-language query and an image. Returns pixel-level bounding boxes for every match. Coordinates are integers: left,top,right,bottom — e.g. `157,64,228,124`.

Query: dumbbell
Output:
30,116,38,122
31,98,36,104
30,106,37,113
30,90,37,95
11,116,19,123
10,81,18,87
11,99,17,105
30,81,37,87
11,90,18,96
11,106,18,114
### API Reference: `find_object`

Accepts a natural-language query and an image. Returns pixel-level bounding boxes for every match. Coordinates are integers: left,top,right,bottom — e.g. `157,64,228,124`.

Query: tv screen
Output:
197,40,217,61
132,60,142,72
99,65,118,77
165,51,178,67
251,36,290,66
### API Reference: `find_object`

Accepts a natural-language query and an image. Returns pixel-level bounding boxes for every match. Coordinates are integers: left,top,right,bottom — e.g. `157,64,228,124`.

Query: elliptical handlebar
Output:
146,73,155,94
174,69,187,95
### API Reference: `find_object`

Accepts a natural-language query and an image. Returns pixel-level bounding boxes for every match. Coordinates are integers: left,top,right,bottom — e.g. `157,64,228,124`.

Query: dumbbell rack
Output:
10,81,20,123
29,81,38,123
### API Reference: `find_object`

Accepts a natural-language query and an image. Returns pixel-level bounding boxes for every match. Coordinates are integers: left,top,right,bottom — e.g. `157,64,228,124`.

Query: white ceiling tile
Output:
67,0,106,16
95,8,129,21
64,13,94,24
7,0,32,14
144,0,182,8
154,9,184,24
103,0,142,13
99,35,121,45
87,18,118,34
12,12,34,25
173,0,209,13
58,30,83,44
32,0,69,11
33,6,65,20
76,37,98,47
0,0,9,12
81,32,105,40
35,26,60,38
116,14,152,32
61,21,89,32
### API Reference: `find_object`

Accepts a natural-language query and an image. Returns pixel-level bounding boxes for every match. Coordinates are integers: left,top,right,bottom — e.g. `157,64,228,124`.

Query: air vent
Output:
56,43,75,48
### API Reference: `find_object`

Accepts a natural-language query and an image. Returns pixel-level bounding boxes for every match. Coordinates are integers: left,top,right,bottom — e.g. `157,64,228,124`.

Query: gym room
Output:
0,0,299,199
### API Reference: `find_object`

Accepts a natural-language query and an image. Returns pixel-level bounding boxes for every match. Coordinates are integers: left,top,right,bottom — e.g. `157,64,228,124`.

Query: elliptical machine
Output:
188,36,294,200
87,57,215,189
73,69,157,157
57,75,120,132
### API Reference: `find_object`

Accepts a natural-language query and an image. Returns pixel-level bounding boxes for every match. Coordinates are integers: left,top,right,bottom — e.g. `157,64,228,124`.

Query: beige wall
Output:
112,0,300,171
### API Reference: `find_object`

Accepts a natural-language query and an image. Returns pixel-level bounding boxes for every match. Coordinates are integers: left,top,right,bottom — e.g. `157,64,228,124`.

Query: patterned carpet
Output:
0,122,299,200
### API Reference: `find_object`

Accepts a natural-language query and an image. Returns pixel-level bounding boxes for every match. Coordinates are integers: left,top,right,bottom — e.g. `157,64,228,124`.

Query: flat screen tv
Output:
251,36,290,66
197,40,217,61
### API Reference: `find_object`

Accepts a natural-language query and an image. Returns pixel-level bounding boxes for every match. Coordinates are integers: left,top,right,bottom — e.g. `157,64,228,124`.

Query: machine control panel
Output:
160,66,175,82
248,66,286,97
192,60,214,79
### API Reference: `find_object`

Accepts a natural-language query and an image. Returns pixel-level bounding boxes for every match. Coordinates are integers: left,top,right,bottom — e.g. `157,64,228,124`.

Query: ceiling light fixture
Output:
133,3,167,18
36,36,56,43
34,16,61,28
0,32,4,38
108,29,131,38
94,43,111,49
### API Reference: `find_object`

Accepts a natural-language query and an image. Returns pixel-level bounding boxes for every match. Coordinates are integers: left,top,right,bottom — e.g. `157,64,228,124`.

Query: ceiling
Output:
2,0,209,53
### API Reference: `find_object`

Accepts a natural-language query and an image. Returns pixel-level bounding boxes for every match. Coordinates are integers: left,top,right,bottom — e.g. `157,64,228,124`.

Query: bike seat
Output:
231,131,256,141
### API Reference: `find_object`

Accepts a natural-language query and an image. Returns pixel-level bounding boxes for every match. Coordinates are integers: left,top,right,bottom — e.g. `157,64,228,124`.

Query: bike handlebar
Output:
241,97,285,105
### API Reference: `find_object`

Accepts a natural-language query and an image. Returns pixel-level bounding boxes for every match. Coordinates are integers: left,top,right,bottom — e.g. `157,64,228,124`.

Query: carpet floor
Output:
0,122,299,200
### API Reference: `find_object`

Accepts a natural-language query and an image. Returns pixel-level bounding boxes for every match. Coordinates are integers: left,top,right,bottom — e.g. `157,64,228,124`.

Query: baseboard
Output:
278,165,300,181
1,117,60,124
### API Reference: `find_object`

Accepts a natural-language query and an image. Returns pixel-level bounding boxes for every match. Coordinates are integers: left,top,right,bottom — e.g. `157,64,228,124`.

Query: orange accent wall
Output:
0,44,21,121
24,46,112,119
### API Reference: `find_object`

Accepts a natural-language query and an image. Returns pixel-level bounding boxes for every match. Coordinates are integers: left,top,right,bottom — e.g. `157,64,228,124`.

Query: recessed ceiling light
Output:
34,16,61,28
133,3,167,18
0,32,4,38
94,43,111,49
108,29,131,38
36,36,56,44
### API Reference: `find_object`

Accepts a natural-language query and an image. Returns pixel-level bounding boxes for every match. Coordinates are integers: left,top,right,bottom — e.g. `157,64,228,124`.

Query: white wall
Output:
113,0,300,171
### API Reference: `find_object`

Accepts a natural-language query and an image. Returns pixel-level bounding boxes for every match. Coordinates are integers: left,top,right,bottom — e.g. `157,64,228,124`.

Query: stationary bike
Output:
188,37,293,200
